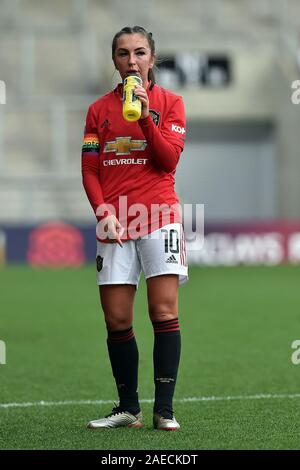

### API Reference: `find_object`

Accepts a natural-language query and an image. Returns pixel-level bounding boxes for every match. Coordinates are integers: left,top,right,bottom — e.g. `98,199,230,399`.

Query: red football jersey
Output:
82,83,186,240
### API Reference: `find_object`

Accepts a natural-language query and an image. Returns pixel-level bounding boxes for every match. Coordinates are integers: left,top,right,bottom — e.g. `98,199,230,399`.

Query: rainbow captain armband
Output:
82,133,100,156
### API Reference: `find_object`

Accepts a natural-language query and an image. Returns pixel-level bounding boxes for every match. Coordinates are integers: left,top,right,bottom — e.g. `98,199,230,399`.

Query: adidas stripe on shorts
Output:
96,223,188,287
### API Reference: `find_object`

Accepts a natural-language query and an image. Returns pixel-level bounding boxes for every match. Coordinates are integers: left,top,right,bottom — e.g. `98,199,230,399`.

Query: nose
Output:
128,53,136,66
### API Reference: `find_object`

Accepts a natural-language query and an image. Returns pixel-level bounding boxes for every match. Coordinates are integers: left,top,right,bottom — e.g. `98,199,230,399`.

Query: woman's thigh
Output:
146,274,179,322
99,284,136,330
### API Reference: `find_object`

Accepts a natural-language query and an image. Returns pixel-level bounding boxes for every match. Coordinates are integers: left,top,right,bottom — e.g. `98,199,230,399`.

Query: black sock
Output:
107,326,140,414
152,318,181,419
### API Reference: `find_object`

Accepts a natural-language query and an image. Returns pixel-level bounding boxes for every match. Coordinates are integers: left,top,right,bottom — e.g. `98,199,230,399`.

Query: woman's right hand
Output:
101,214,124,247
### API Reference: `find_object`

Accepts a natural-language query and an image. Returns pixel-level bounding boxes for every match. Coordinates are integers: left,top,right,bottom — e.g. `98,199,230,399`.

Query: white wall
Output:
176,123,276,221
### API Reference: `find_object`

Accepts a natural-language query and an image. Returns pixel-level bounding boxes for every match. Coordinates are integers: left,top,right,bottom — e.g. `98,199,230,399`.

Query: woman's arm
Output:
82,154,105,214
81,106,111,219
138,115,182,173
135,87,186,173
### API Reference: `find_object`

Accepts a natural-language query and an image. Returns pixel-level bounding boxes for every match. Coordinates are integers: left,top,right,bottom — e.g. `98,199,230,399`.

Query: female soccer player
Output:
82,26,188,431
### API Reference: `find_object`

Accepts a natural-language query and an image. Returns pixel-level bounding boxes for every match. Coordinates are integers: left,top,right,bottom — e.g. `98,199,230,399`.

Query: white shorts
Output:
96,223,188,287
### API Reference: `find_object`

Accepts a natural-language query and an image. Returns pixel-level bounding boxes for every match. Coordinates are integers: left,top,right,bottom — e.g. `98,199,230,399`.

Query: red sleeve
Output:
138,95,186,173
81,106,111,220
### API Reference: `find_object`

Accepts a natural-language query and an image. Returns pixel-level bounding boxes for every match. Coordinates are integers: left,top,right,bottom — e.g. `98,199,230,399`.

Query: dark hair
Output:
112,26,156,89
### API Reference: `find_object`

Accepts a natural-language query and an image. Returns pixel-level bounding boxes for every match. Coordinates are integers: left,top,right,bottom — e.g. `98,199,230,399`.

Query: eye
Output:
137,51,145,56
118,52,127,57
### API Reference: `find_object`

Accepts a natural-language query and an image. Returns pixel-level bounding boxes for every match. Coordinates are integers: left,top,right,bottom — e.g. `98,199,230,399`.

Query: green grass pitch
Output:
1,265,300,450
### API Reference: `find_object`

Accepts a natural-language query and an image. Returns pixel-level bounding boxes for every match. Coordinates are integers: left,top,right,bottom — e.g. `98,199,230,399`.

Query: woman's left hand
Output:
134,85,149,119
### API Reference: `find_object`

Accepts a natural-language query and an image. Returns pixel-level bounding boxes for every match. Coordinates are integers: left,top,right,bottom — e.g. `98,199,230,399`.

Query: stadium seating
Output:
0,0,300,222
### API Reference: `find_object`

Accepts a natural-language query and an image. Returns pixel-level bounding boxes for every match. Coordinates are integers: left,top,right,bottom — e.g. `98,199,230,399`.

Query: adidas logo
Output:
166,254,178,264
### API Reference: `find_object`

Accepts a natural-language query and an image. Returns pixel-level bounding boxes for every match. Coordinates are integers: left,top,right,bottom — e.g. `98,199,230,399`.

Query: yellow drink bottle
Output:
122,74,142,122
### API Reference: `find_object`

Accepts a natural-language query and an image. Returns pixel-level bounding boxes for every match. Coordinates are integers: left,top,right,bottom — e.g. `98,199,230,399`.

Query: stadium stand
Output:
0,0,300,222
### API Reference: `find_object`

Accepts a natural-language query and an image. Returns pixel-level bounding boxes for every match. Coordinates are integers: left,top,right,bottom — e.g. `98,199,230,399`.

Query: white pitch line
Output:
1,393,300,409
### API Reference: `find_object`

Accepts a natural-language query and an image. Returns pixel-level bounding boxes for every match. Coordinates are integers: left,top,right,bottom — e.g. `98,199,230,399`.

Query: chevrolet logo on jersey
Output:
104,137,147,156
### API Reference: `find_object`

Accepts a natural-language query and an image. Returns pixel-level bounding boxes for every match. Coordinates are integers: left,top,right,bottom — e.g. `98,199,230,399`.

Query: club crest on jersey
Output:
100,119,110,128
149,109,160,126
104,137,147,156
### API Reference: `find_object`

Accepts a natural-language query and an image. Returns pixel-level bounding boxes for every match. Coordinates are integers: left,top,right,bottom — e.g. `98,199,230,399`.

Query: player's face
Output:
114,33,155,87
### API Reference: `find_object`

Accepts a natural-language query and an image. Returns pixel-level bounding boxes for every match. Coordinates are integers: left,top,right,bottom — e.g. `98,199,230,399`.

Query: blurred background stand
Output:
0,0,300,265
